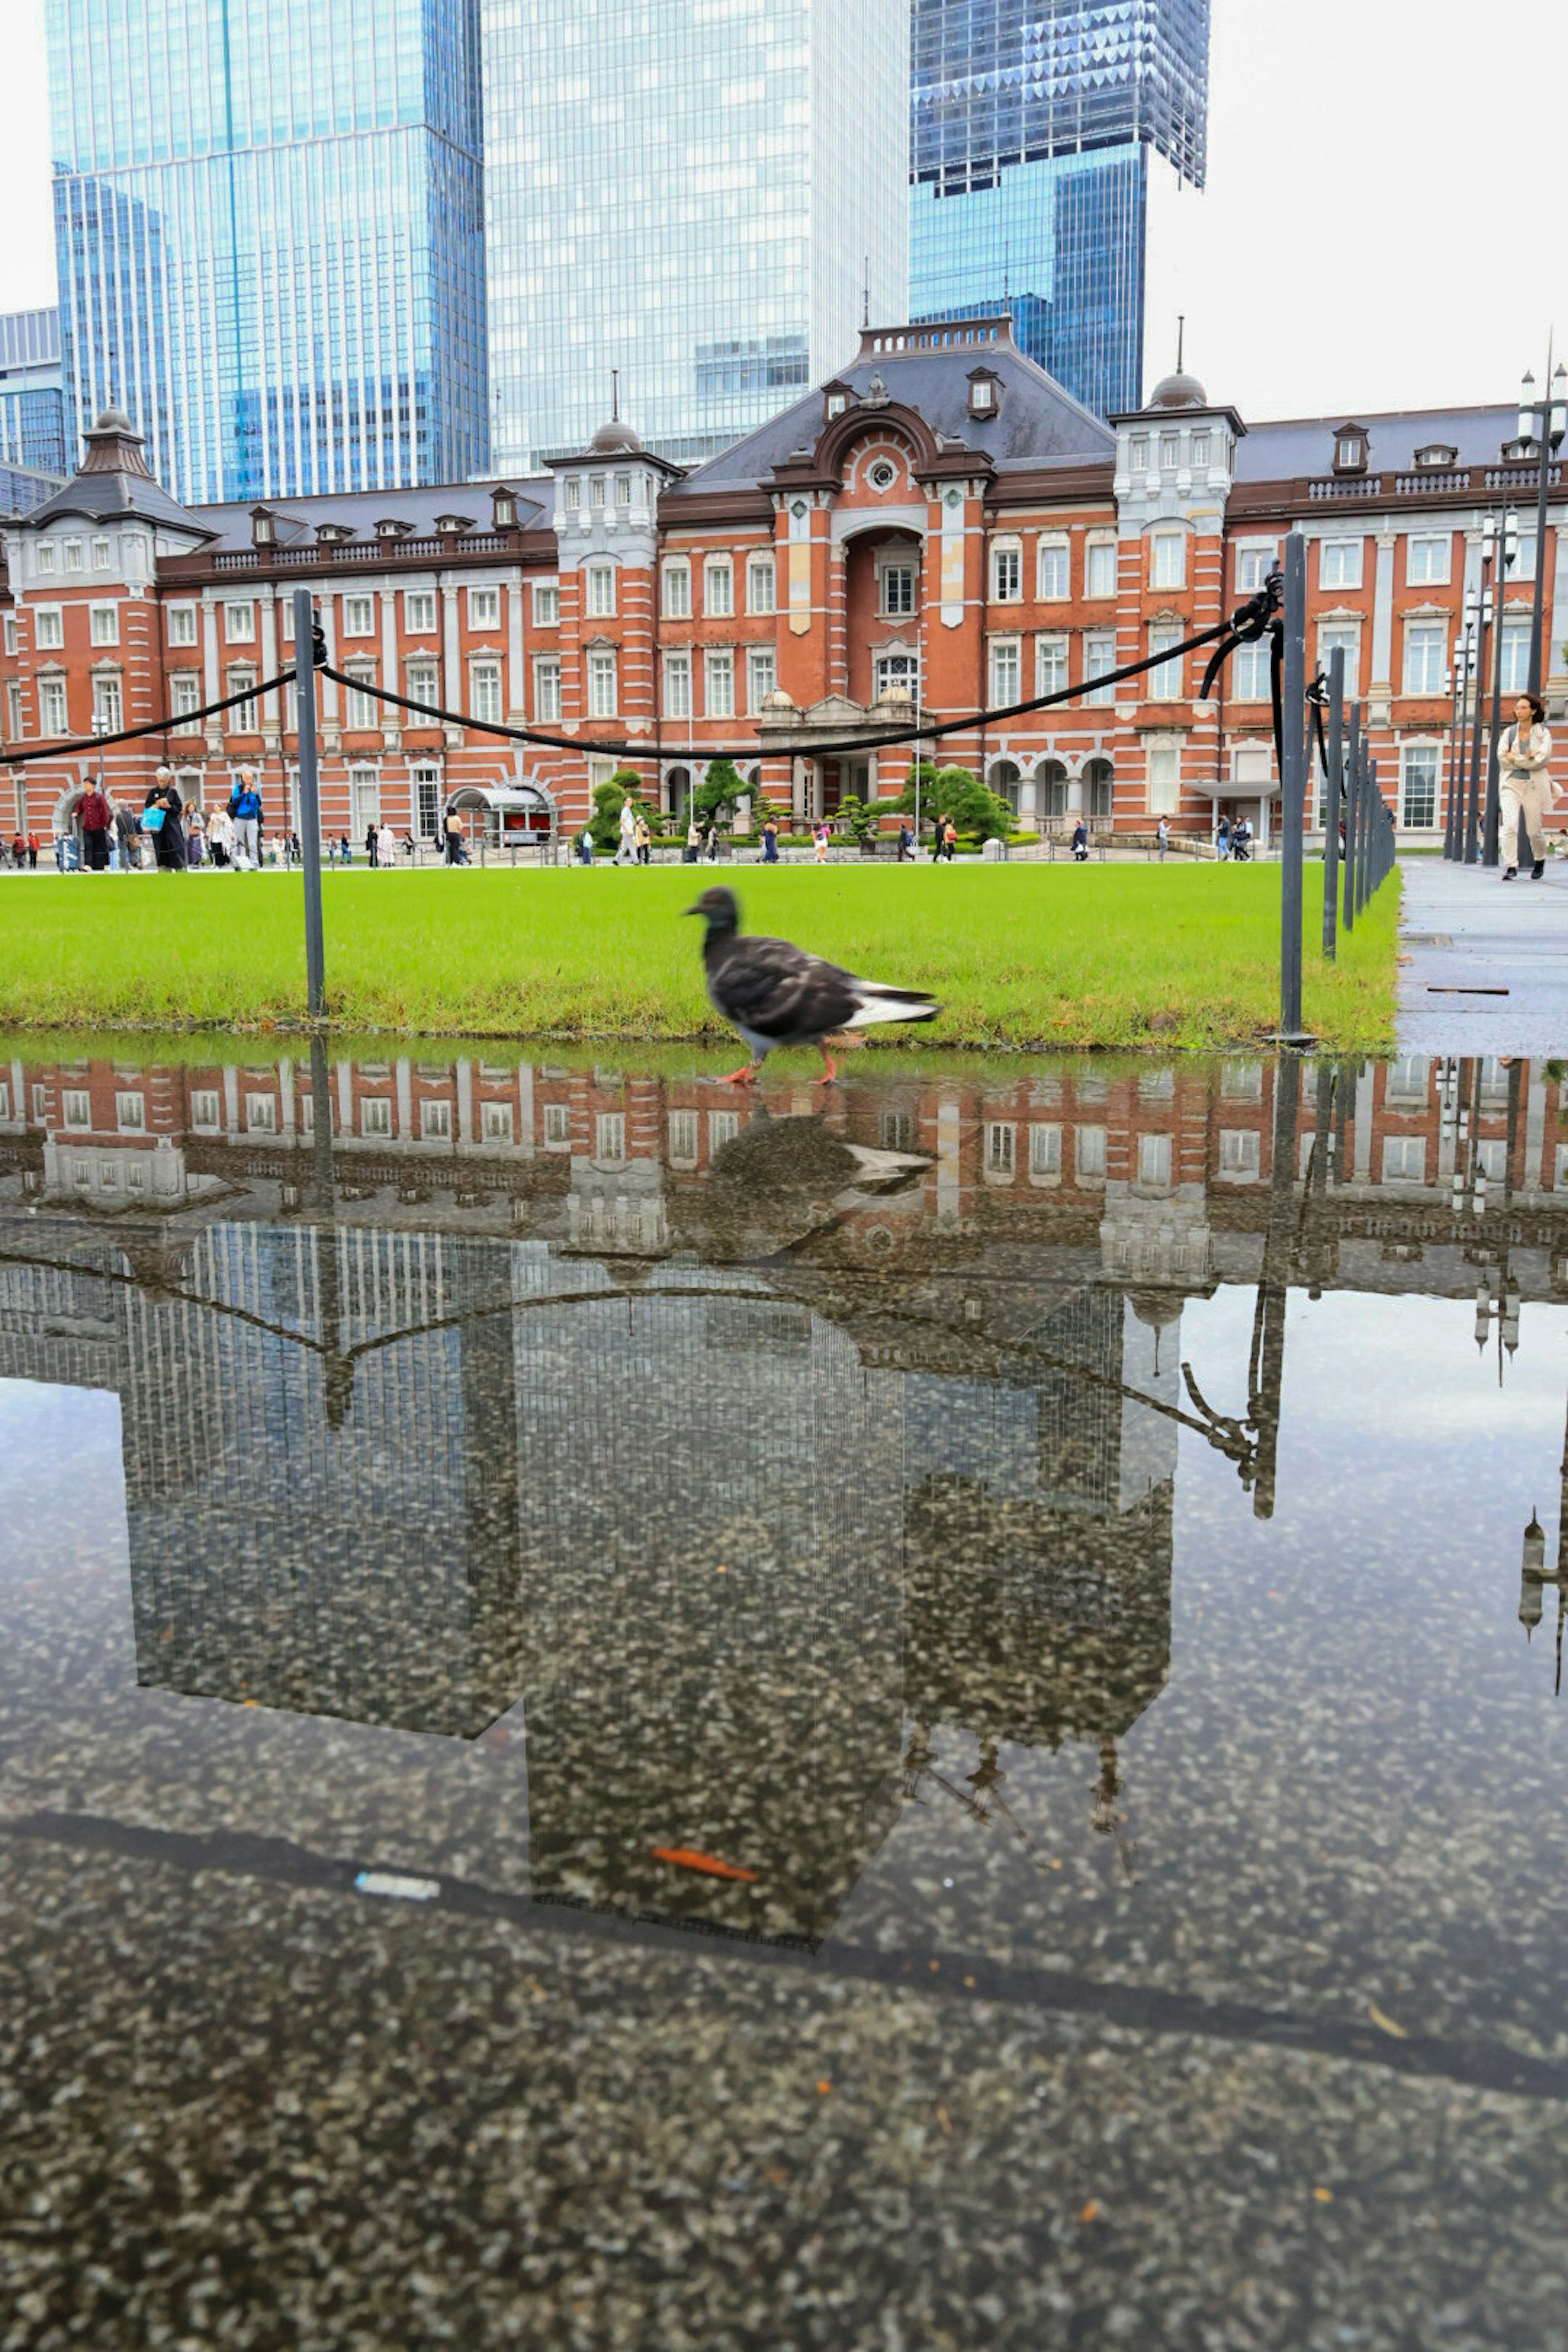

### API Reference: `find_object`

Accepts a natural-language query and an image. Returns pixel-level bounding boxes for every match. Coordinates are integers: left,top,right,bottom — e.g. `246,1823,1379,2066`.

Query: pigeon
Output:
685,885,939,1084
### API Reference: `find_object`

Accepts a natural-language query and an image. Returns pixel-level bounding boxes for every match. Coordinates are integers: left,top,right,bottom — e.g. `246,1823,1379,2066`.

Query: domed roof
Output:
590,417,644,454
1147,370,1208,412
92,405,134,433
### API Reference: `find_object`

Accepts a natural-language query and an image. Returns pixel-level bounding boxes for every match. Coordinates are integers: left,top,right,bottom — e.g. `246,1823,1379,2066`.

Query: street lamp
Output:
1516,350,1567,698
1482,505,1521,869
1462,577,1495,864
1445,632,1472,860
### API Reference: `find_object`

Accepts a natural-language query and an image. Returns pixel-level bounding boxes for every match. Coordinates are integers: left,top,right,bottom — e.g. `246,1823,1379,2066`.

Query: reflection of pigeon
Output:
686,885,939,1083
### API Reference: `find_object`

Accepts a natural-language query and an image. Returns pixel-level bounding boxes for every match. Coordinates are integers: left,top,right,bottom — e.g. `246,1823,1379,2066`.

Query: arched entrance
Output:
1084,757,1115,823
989,760,1022,820
663,765,692,821
449,781,557,846
1035,758,1068,823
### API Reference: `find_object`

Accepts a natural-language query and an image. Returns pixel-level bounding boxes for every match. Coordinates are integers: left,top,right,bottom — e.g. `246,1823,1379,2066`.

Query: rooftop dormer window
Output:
492,488,517,529
434,514,474,537
1414,443,1458,470
1333,425,1368,475
822,380,851,423
375,517,413,541
316,522,355,544
1501,435,1535,463
251,507,276,547
968,367,1000,419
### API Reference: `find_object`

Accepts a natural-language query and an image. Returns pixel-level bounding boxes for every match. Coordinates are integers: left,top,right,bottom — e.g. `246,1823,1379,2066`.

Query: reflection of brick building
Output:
3,337,1561,851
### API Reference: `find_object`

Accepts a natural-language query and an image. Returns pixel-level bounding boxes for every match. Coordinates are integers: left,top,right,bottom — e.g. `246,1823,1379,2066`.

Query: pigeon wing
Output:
709,934,861,1043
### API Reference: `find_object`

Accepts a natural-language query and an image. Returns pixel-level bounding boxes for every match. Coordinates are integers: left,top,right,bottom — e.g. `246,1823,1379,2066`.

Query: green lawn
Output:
0,862,1399,1051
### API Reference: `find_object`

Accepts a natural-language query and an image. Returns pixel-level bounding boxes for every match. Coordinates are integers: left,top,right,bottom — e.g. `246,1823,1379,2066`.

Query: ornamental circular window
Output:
869,461,896,492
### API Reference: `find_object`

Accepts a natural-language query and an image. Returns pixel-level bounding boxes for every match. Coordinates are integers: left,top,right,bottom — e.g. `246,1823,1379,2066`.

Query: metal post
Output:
1342,702,1360,934
292,587,326,1020
1464,570,1492,866
1526,335,1558,699
1361,756,1377,911
1322,646,1343,960
1279,533,1307,1041
1484,532,1510,870
1446,643,1468,860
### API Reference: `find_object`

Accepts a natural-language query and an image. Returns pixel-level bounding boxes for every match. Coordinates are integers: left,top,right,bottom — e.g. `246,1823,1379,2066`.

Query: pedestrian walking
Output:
186,805,205,867
577,826,595,865
1498,693,1555,881
685,815,701,865
27,833,39,871
9,833,24,871
635,813,651,865
1216,815,1231,862
114,802,139,871
377,822,396,869
941,817,958,862
229,770,263,868
366,823,380,869
1070,818,1089,862
1156,816,1169,862
813,820,830,864
762,813,780,864
53,828,69,873
78,783,113,871
145,767,187,871
1231,818,1252,862
896,820,913,862
444,807,466,865
207,801,232,867
339,835,352,866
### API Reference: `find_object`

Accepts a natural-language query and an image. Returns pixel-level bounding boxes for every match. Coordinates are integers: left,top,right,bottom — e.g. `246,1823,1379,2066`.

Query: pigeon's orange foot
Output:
815,1049,838,1087
717,1064,759,1086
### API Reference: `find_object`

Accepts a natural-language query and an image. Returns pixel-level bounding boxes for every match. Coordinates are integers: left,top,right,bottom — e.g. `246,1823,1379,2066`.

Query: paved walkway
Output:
1398,855,1568,1054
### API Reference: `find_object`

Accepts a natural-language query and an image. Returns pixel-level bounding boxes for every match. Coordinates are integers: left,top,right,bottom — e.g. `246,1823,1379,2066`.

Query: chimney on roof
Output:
80,407,154,481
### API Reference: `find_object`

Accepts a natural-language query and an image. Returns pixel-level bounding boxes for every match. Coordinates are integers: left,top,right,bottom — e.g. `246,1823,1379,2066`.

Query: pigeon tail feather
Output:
845,982,940,1030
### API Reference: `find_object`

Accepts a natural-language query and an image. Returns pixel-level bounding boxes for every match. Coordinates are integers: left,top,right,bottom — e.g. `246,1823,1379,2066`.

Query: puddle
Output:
4,1041,1568,2068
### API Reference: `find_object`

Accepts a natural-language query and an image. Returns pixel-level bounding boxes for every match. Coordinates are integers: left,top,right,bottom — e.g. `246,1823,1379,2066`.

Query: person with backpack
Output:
229,770,263,868
78,782,113,871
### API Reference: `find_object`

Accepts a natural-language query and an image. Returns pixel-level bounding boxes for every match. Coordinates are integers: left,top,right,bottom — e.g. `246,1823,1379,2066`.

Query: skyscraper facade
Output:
909,1,1209,417
45,0,488,506
481,0,910,469
0,310,72,479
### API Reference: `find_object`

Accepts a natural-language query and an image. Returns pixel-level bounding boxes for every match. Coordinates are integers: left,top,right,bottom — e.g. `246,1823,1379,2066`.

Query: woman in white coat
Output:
1498,693,1555,880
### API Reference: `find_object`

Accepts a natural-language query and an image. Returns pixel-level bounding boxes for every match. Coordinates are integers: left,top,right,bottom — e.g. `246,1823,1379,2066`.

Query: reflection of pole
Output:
293,587,327,1019
1304,1060,1335,1296
307,1037,351,1425
1249,1056,1301,1519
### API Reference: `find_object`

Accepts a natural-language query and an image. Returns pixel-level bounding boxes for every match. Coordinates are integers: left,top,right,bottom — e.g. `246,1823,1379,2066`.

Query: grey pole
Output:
1342,701,1360,935
1483,521,1515,871
1464,568,1493,866
1522,339,1561,698
293,587,326,1020
1362,756,1378,911
1322,646,1344,961
1279,532,1307,1041
1445,639,1468,860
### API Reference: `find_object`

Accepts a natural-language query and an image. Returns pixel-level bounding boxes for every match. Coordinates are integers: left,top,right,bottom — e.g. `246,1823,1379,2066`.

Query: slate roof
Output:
27,459,204,536
187,478,554,552
671,323,1116,494
1236,404,1520,482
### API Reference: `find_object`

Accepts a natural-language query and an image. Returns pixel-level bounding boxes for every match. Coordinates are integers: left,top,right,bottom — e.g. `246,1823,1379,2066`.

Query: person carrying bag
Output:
1498,693,1556,881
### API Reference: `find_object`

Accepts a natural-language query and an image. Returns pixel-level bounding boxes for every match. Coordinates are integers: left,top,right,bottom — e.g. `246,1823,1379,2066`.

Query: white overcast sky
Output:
0,0,1557,423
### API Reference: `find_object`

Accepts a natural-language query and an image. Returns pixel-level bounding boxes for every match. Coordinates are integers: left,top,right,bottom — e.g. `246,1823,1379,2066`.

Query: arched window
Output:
1035,758,1068,821
990,760,1022,818
663,764,690,819
1084,757,1115,822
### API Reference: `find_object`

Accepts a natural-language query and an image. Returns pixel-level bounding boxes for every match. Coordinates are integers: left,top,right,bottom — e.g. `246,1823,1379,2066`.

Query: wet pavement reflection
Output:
6,1041,1568,2343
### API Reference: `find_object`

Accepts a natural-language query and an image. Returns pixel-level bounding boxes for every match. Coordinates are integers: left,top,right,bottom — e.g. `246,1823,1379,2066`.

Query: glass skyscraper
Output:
909,1,1209,417
45,0,489,506
0,310,72,479
482,0,910,469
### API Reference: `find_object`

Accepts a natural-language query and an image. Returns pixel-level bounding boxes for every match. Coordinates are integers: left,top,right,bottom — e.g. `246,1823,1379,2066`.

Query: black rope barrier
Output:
0,671,299,765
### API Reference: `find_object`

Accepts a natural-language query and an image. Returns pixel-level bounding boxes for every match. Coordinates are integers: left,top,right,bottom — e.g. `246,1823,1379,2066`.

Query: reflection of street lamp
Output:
1515,350,1568,697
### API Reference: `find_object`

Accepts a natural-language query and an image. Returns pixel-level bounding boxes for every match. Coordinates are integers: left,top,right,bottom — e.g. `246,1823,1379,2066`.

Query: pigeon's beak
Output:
683,901,705,918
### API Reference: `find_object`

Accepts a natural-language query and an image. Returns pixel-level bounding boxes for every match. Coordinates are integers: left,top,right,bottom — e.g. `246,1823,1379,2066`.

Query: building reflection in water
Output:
4,1048,1568,1932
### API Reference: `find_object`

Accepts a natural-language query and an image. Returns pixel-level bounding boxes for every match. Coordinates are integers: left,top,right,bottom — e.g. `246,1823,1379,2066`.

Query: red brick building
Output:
2,325,1563,851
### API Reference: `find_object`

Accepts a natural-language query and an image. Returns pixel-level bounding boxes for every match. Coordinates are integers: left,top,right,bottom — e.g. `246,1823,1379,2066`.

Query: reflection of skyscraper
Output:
45,0,488,502
909,2,1210,416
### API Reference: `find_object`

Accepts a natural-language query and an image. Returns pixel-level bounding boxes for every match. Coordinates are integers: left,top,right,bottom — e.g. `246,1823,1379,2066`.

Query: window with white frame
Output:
190,1090,220,1132
1236,543,1276,591
588,648,618,718
1403,620,1446,695
170,673,201,718
881,561,916,617
1028,1122,1062,1181
1147,743,1181,814
349,766,380,835
1381,1136,1427,1183
1222,1061,1265,1101
664,652,691,719
245,1092,277,1134
989,638,1020,706
116,1091,145,1132
1136,1133,1172,1190
343,595,374,637
1037,537,1069,599
534,656,561,723
91,536,109,568
35,606,62,649
1084,631,1117,704
589,475,605,509
1150,530,1186,589
1085,539,1117,599
746,554,776,614
1148,623,1185,699
985,1120,1016,1178
64,539,82,571
471,662,503,724
93,675,122,730
615,472,632,508
704,650,734,719
1500,619,1531,694
595,1113,626,1163
361,1096,392,1138
1219,1129,1261,1177
405,658,438,709
747,646,775,712
481,1100,514,1144
704,557,733,617
1319,537,1363,590
1401,744,1440,829
1318,623,1360,699
990,540,1022,601
39,676,67,735
468,586,500,629
36,543,56,574
412,764,442,838
586,564,615,619
564,480,580,514
543,1102,570,1146
63,1089,91,1130
1231,639,1272,700
88,604,118,646
1,613,14,655
421,1099,452,1141
668,1109,698,1165
1036,634,1069,697
1405,533,1450,586
1130,435,1149,470
167,604,197,646
873,651,919,702
6,682,21,739
1385,1054,1430,1105
532,581,559,627
662,559,690,618
708,1109,739,1152
343,665,377,727
1138,1070,1175,1101
224,601,254,642
400,589,434,634
879,1109,915,1151
1513,529,1538,583
1076,1124,1107,1180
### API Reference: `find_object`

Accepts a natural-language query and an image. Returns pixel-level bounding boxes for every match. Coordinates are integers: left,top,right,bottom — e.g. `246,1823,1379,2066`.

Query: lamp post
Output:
1516,347,1567,699
1444,631,1472,860
1483,506,1521,869
1463,571,1495,865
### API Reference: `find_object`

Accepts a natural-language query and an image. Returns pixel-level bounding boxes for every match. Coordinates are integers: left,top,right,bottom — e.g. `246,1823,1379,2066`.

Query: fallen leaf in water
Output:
1368,2003,1409,2040
766,2167,788,2187
1313,2186,1334,2204
650,1847,758,1882
935,2103,953,2137
1079,2202,1101,2223
816,2080,832,2096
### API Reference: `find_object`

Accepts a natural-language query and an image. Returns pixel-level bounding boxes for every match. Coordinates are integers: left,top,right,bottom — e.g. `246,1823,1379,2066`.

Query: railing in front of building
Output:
1307,460,1559,502
211,533,512,574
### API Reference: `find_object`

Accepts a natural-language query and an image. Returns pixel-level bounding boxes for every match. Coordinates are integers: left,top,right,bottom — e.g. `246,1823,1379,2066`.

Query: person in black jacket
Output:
146,766,187,871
